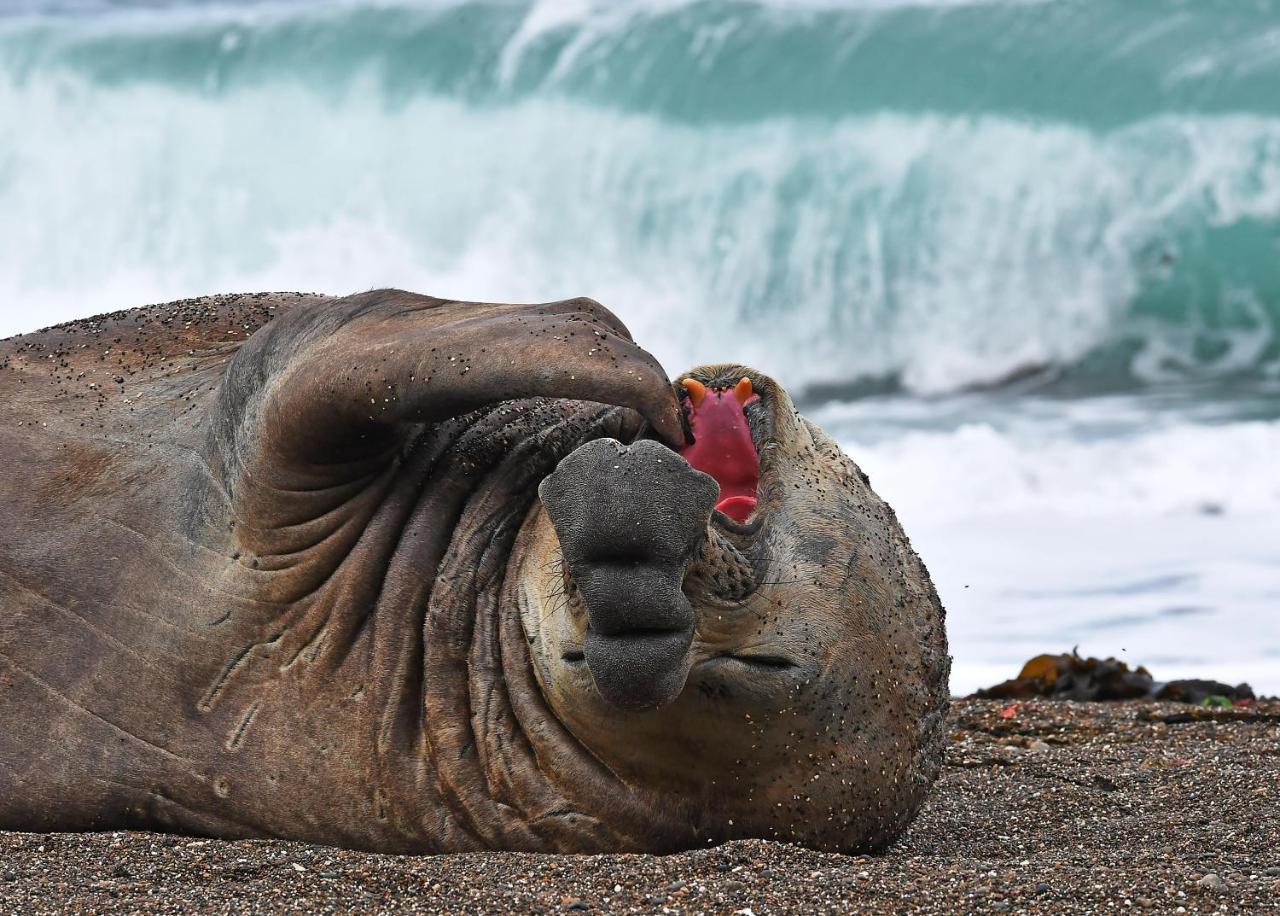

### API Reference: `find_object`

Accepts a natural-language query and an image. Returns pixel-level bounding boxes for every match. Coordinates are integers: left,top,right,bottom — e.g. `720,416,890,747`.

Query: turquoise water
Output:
2,0,1277,692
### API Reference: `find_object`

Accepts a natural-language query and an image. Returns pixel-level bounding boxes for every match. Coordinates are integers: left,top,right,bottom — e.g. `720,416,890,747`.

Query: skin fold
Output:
0,290,949,854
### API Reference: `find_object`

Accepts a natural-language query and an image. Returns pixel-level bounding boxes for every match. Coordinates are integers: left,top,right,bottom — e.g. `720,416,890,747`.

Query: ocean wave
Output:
1,0,1278,395
5,0,1280,126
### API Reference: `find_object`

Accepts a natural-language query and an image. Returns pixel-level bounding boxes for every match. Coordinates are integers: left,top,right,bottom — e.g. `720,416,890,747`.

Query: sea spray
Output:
1,0,1279,393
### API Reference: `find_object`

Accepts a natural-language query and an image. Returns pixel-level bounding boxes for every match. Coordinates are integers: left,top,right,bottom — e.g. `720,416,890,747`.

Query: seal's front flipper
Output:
211,290,687,522
243,291,685,462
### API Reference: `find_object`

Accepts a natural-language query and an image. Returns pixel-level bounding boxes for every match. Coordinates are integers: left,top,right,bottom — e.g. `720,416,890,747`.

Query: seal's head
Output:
518,365,949,853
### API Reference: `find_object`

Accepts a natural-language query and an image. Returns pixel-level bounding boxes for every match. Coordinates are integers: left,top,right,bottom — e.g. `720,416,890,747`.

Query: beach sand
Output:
1,699,1276,914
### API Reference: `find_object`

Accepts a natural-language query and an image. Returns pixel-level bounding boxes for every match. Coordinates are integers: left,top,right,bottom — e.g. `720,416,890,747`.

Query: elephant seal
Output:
0,290,949,854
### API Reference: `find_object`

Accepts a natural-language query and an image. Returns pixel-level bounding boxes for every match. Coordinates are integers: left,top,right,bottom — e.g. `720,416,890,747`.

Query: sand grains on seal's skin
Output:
1,698,1276,914
0,292,946,855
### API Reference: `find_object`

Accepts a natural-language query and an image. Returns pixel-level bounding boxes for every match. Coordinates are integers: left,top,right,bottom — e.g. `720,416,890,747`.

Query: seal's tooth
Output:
681,378,707,407
732,377,753,405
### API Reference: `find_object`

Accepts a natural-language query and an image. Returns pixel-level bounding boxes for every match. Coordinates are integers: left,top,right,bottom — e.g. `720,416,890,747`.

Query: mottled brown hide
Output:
0,292,948,854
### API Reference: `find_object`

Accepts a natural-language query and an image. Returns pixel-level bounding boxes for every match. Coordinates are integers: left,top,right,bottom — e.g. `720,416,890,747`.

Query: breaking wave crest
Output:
2,0,1279,394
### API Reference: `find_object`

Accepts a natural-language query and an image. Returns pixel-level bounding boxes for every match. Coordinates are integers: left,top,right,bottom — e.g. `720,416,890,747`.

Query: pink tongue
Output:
679,387,760,523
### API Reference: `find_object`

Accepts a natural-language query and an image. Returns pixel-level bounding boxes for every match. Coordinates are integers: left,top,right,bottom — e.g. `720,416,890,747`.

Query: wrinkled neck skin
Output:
202,393,699,852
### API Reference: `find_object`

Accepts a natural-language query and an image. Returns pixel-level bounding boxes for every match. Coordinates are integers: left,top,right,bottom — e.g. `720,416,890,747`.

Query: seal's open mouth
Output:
678,377,760,523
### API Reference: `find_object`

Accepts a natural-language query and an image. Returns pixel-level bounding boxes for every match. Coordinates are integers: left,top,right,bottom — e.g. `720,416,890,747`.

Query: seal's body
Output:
0,291,948,853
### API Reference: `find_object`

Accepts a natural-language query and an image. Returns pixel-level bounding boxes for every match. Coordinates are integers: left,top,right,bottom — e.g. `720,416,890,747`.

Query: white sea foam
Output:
821,402,1280,521
2,68,1279,392
824,397,1280,696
